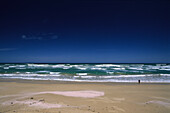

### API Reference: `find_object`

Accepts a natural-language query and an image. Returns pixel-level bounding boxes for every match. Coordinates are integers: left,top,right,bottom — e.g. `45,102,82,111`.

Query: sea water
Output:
0,63,170,83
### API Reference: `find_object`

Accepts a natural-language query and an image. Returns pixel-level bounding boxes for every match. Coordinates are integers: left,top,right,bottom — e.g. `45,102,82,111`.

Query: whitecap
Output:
49,72,60,74
112,68,125,70
76,73,88,76
4,67,9,69
76,67,87,70
95,64,121,67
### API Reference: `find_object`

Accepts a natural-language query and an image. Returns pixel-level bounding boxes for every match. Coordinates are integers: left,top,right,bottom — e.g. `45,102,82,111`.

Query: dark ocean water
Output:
0,64,170,83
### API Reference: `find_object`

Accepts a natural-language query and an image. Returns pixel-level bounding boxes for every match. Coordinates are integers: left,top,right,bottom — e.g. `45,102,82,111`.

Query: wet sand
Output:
0,79,170,113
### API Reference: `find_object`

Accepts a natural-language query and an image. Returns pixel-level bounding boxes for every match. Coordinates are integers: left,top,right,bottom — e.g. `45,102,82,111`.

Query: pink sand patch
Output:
36,90,104,98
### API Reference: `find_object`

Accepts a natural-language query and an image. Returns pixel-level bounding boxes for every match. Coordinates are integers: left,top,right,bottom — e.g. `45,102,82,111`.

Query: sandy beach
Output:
0,79,170,113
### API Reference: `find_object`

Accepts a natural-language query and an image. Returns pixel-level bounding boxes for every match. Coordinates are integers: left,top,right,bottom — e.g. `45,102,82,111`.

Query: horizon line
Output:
0,62,169,64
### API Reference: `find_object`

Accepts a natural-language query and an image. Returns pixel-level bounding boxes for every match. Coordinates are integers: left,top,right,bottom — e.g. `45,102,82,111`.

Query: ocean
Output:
0,63,170,83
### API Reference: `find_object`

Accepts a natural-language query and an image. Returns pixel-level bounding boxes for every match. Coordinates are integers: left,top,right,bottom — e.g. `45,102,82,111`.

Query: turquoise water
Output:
0,63,170,82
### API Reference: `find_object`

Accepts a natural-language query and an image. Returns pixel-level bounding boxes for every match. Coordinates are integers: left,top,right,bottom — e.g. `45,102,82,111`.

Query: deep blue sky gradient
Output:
0,0,169,63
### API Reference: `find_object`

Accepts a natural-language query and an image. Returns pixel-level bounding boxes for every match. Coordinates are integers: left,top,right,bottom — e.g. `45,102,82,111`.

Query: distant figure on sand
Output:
138,80,140,84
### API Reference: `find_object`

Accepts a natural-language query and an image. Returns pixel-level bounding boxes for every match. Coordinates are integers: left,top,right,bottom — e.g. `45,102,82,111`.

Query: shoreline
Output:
0,78,170,85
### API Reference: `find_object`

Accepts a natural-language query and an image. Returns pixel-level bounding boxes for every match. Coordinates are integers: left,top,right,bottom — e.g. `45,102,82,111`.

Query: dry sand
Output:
0,79,170,113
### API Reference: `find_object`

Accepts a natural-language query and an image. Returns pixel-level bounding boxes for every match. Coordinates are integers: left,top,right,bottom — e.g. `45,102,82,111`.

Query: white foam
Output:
49,72,60,74
128,67,143,70
72,65,83,67
91,67,101,70
76,73,88,76
107,72,114,74
16,68,26,69
4,67,9,69
17,65,26,67
161,65,170,68
113,75,151,78
160,74,170,76
99,76,114,79
159,69,170,71
80,76,96,79
95,64,121,67
36,71,50,73
91,67,106,70
9,66,16,68
73,76,80,78
28,64,50,67
76,67,87,70
149,66,160,70
63,67,70,69
112,68,125,70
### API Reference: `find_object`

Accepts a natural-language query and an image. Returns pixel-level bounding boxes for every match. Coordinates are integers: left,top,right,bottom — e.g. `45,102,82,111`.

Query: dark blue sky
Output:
0,0,169,63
